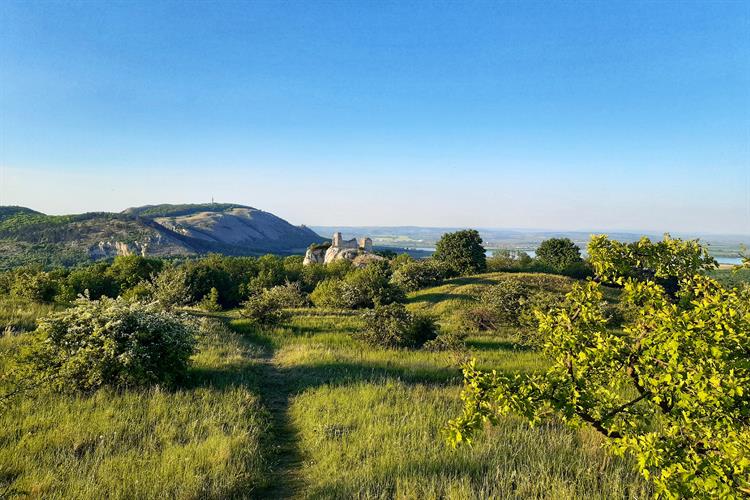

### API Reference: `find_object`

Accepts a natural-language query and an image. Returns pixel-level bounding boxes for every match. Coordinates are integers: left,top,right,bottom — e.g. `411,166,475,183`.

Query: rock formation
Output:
304,232,382,267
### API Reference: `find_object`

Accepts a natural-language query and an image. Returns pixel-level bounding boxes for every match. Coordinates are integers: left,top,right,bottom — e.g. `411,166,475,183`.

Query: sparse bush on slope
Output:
361,303,438,348
241,283,307,325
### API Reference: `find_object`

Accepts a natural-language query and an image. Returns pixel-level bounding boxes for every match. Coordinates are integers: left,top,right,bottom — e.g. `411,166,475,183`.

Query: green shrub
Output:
391,259,450,291
10,270,57,303
57,263,119,302
18,297,195,393
486,249,533,272
240,284,302,325
300,263,328,292
423,330,467,352
106,255,163,290
310,278,350,309
464,278,531,330
361,303,438,348
198,287,222,312
559,260,593,279
149,265,192,308
311,261,404,309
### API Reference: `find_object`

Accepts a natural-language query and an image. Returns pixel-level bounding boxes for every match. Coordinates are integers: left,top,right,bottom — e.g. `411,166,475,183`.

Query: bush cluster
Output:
311,261,404,309
18,297,195,393
240,282,307,326
361,303,439,348
391,259,452,292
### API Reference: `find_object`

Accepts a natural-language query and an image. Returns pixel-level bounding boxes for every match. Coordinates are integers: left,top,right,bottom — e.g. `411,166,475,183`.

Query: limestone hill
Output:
0,203,323,269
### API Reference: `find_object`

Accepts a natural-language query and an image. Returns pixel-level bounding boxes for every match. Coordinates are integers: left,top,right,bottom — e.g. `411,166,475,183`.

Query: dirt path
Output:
252,349,306,499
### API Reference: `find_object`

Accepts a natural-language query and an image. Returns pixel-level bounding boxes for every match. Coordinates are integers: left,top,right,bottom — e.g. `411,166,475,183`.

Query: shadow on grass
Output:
466,337,532,352
407,292,475,305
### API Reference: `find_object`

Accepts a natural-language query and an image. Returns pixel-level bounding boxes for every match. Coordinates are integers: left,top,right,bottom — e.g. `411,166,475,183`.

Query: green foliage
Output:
465,278,532,330
248,254,287,294
309,278,352,309
486,249,533,272
10,269,57,303
433,230,486,275
389,253,414,271
448,258,749,497
588,234,717,289
149,265,192,308
198,287,222,312
361,303,438,348
535,238,582,272
264,281,308,308
57,262,119,302
391,259,450,291
311,261,404,309
17,297,196,393
106,255,163,290
241,283,306,325
423,330,468,352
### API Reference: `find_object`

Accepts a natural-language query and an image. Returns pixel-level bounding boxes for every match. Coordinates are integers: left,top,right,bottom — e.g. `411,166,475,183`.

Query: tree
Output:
535,238,582,271
149,265,192,308
447,238,749,498
433,230,486,275
10,269,57,303
58,262,119,301
486,249,533,272
588,234,717,294
106,255,163,290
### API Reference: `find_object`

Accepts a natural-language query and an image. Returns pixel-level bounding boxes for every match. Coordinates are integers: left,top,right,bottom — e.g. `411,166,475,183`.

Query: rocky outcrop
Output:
89,240,147,259
304,232,383,267
303,244,329,265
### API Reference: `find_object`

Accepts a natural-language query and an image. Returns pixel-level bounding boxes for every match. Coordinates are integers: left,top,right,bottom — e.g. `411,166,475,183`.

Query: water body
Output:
400,247,743,266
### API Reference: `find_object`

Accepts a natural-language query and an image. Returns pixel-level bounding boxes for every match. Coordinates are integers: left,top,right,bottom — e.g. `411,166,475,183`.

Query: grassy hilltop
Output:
0,271,650,499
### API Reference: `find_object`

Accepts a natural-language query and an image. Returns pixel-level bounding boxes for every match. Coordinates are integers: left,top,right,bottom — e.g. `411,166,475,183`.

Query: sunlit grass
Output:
0,320,271,499
0,296,62,334
291,381,650,499
0,271,650,498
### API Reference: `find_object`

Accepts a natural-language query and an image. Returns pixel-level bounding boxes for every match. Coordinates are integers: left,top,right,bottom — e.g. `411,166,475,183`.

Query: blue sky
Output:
1,0,748,234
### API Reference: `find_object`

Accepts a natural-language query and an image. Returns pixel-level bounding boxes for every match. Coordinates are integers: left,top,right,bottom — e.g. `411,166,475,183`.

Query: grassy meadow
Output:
1,272,654,498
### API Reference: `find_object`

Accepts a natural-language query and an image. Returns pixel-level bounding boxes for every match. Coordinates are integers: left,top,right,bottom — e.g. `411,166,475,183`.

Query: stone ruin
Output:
303,232,382,267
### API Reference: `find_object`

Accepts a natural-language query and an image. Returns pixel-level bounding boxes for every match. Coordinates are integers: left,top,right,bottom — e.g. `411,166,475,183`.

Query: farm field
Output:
0,273,651,499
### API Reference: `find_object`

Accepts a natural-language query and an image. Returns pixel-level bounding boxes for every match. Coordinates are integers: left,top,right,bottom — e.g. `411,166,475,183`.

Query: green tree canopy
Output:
448,237,749,498
433,230,486,275
535,238,582,271
588,234,717,292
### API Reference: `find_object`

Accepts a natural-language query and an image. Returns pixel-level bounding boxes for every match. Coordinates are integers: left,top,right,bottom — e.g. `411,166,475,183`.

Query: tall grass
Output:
0,319,271,499
0,296,61,334
0,271,652,498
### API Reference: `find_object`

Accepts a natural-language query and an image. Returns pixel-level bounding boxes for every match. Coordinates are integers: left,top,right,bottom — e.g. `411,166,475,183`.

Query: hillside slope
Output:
125,203,322,252
0,203,323,268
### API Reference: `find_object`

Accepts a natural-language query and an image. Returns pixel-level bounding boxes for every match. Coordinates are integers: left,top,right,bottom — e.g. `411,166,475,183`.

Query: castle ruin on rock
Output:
303,232,381,267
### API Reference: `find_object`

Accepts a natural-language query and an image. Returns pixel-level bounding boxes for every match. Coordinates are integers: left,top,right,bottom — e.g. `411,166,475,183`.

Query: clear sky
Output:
1,0,748,234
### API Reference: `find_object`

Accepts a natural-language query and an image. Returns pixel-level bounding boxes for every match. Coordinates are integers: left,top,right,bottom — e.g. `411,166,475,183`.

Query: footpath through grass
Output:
0,272,651,498
230,304,650,499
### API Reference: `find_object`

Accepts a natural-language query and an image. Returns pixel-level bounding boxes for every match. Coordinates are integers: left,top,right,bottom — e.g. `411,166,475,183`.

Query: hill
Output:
0,203,323,269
